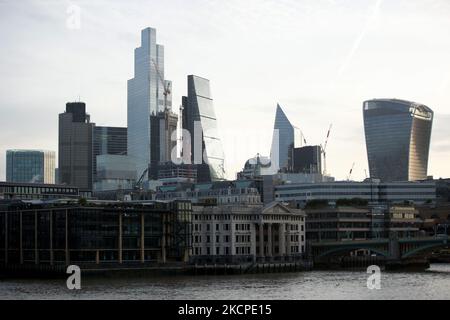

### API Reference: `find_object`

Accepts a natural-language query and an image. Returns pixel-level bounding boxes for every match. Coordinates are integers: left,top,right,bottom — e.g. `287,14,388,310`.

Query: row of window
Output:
0,186,78,195
193,247,231,256
194,235,231,244
193,223,231,232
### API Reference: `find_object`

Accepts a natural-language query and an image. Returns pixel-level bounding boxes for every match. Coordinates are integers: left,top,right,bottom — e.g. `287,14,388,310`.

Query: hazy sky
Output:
1,0,450,181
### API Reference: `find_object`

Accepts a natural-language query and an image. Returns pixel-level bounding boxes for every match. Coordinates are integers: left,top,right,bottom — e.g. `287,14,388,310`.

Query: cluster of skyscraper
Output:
266,99,434,182
55,27,226,192
3,27,436,192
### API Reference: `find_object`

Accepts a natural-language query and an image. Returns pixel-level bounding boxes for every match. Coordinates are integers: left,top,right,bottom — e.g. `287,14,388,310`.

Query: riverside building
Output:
0,200,192,268
191,202,306,264
275,180,436,207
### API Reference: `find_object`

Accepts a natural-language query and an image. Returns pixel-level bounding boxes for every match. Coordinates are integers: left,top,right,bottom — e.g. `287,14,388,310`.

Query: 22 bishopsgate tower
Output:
127,27,175,180
363,99,434,182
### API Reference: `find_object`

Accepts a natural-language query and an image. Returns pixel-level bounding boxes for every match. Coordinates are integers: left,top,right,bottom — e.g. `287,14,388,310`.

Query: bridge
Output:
310,236,450,266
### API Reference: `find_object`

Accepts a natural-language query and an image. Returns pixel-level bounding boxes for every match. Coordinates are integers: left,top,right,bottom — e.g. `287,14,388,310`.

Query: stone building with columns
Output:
191,202,306,264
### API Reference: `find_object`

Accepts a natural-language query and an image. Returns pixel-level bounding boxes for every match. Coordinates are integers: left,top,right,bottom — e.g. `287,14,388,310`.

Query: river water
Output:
0,264,449,300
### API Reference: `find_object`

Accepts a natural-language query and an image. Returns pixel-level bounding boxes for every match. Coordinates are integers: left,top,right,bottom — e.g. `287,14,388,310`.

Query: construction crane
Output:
134,167,149,191
151,58,171,111
347,162,356,181
293,125,308,146
320,124,333,176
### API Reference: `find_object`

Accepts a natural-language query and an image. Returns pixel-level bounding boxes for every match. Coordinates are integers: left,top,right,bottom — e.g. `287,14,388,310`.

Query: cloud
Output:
1,0,450,181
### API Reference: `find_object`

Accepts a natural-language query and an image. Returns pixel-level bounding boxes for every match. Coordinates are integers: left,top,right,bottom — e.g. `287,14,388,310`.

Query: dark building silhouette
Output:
293,146,322,174
59,102,95,191
150,111,178,170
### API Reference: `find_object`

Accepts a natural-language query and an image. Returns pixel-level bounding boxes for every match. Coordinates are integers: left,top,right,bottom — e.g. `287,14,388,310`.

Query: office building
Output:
94,155,136,192
127,27,173,181
6,150,55,184
293,145,322,174
150,110,178,169
59,102,95,191
306,207,373,242
306,205,422,243
155,180,262,205
270,104,303,172
191,202,306,264
93,126,127,183
0,200,192,267
182,75,226,181
363,99,434,182
275,180,436,206
149,162,197,183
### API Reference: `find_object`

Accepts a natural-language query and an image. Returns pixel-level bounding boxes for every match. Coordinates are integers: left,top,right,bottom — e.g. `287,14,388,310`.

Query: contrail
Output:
338,0,383,76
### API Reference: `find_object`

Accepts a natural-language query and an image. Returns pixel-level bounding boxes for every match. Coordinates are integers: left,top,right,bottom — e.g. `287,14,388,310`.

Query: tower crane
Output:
151,58,171,111
320,124,333,176
347,162,356,181
293,125,308,146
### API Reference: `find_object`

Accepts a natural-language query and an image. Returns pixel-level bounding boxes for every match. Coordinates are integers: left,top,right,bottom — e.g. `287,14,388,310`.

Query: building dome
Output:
244,154,272,169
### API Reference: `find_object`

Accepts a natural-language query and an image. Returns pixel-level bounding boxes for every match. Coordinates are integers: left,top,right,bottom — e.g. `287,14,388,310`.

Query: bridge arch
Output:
402,241,449,259
316,246,389,260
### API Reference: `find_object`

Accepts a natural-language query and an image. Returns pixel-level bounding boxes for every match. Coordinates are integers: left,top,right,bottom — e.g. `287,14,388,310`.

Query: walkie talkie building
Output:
363,99,434,182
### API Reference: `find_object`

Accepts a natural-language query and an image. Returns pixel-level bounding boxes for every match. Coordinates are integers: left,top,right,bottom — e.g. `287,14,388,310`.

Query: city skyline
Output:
1,0,450,182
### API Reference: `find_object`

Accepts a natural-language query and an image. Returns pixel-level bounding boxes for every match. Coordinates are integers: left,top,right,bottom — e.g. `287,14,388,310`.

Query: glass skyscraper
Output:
182,75,226,181
363,99,434,182
6,150,55,184
127,27,172,180
270,104,302,172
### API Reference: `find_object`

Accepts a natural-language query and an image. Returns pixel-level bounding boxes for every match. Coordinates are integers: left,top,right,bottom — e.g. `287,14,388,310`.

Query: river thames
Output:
0,264,449,300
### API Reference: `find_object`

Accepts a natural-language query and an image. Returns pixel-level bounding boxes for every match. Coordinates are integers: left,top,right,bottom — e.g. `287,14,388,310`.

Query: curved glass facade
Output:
363,99,433,182
182,75,226,181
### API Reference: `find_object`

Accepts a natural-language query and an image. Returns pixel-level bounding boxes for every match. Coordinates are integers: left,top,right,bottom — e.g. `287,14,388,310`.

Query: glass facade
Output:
363,99,433,182
127,27,171,180
293,145,322,174
93,126,127,183
0,201,192,266
6,150,55,184
182,75,226,181
270,104,302,172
